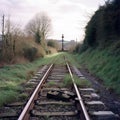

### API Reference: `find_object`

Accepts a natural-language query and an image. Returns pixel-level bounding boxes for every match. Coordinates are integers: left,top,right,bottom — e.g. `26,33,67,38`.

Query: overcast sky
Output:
0,0,105,41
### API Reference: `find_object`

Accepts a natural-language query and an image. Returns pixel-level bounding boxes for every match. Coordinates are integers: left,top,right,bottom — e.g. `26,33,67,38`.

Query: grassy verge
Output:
74,49,120,94
63,52,79,66
0,53,64,106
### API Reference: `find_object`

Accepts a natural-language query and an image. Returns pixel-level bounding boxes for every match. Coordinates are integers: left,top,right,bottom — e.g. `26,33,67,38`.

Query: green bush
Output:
47,40,59,50
74,43,82,53
79,0,120,52
110,41,120,56
47,40,55,47
23,47,38,61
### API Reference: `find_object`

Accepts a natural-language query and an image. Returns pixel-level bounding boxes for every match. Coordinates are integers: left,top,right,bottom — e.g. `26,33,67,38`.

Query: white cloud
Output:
0,0,105,41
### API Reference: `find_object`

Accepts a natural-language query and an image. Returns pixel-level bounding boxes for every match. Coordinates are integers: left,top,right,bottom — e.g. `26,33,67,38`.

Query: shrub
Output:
82,0,120,51
35,45,46,57
47,47,57,54
111,41,120,56
23,47,38,61
47,40,60,50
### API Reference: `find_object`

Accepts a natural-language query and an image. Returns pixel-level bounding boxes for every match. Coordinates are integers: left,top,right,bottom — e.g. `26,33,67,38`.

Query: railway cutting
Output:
0,57,119,120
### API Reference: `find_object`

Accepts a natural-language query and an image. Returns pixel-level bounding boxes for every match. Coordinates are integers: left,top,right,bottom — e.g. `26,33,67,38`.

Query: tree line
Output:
75,0,120,55
0,12,59,63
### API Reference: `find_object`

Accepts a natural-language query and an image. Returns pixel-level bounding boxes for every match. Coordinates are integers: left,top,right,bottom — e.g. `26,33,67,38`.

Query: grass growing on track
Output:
46,81,56,87
63,74,91,88
0,53,64,106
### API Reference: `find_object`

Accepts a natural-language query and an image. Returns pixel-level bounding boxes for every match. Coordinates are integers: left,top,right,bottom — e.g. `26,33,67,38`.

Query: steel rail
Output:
66,62,90,120
18,64,54,120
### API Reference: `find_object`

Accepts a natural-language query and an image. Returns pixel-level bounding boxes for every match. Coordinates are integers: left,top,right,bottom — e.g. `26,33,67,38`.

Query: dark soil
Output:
79,66,120,117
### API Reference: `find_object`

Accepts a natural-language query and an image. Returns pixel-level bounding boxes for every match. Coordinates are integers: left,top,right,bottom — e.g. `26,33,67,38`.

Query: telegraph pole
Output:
62,34,64,51
2,14,5,41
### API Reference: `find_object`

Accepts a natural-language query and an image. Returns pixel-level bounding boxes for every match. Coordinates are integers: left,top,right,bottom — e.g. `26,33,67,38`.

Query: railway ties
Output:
0,59,119,120
71,66,120,120
28,64,80,120
0,65,50,120
80,88,119,120
12,62,78,120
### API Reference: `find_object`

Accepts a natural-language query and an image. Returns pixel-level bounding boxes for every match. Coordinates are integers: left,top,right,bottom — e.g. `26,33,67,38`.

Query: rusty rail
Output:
18,64,54,120
66,62,90,120
18,56,90,120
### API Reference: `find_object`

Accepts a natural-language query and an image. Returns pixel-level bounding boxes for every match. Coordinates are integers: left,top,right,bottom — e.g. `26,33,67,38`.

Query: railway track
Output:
0,57,119,120
18,63,83,120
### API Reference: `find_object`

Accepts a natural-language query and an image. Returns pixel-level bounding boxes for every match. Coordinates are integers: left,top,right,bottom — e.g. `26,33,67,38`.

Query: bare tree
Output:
1,15,24,62
25,12,52,47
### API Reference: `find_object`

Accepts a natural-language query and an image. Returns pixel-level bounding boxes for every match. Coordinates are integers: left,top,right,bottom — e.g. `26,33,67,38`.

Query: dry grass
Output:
11,56,29,64
26,70,35,80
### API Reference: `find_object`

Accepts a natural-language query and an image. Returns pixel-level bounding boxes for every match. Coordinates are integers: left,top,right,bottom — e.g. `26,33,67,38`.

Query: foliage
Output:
47,40,60,50
74,48,120,94
0,90,18,106
25,12,52,47
47,40,56,48
47,47,57,54
0,12,53,63
23,47,38,61
26,70,35,80
74,43,88,53
1,21,23,62
73,75,91,88
35,30,41,43
74,44,80,53
76,0,120,53
46,81,56,87
19,93,28,101
63,74,91,88
64,52,79,66
63,74,73,87
110,41,120,56
73,0,120,94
